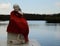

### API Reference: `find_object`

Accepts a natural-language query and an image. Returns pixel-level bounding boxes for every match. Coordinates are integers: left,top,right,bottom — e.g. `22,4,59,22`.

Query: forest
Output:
0,13,60,23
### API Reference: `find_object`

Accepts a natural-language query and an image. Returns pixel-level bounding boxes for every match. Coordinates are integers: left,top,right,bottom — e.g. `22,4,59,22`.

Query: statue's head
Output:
13,4,21,11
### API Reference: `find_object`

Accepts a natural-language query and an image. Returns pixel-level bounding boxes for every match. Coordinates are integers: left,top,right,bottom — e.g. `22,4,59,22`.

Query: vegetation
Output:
0,13,60,23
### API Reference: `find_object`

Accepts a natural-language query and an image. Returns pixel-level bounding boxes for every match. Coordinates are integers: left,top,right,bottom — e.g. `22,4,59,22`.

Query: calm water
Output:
0,21,60,46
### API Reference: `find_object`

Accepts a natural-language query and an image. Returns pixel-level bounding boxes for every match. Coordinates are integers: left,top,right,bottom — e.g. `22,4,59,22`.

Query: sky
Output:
0,0,60,14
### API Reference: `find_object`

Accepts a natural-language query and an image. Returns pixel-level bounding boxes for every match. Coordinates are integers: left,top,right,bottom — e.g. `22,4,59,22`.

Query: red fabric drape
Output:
7,11,29,42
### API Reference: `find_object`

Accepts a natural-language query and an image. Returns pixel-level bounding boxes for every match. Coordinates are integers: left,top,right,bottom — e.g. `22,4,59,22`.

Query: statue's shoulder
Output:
10,11,16,14
11,11,15,13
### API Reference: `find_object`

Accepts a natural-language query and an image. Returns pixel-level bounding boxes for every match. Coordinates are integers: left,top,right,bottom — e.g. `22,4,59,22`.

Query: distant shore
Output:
0,13,60,23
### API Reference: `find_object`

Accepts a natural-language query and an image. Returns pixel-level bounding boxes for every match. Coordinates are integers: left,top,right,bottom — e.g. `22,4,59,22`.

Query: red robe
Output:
7,11,29,42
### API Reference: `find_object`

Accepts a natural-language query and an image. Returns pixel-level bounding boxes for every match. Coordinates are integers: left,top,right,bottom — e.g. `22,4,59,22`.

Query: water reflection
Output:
0,21,60,46
28,21,60,46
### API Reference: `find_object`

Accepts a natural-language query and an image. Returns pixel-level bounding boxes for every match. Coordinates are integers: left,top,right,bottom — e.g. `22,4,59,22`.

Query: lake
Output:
0,21,60,46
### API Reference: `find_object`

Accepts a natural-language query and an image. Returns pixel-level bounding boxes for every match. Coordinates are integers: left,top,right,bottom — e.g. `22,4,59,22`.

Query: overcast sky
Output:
0,0,60,14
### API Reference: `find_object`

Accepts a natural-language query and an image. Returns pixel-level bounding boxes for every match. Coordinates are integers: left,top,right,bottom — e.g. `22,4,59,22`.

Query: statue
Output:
7,4,29,44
